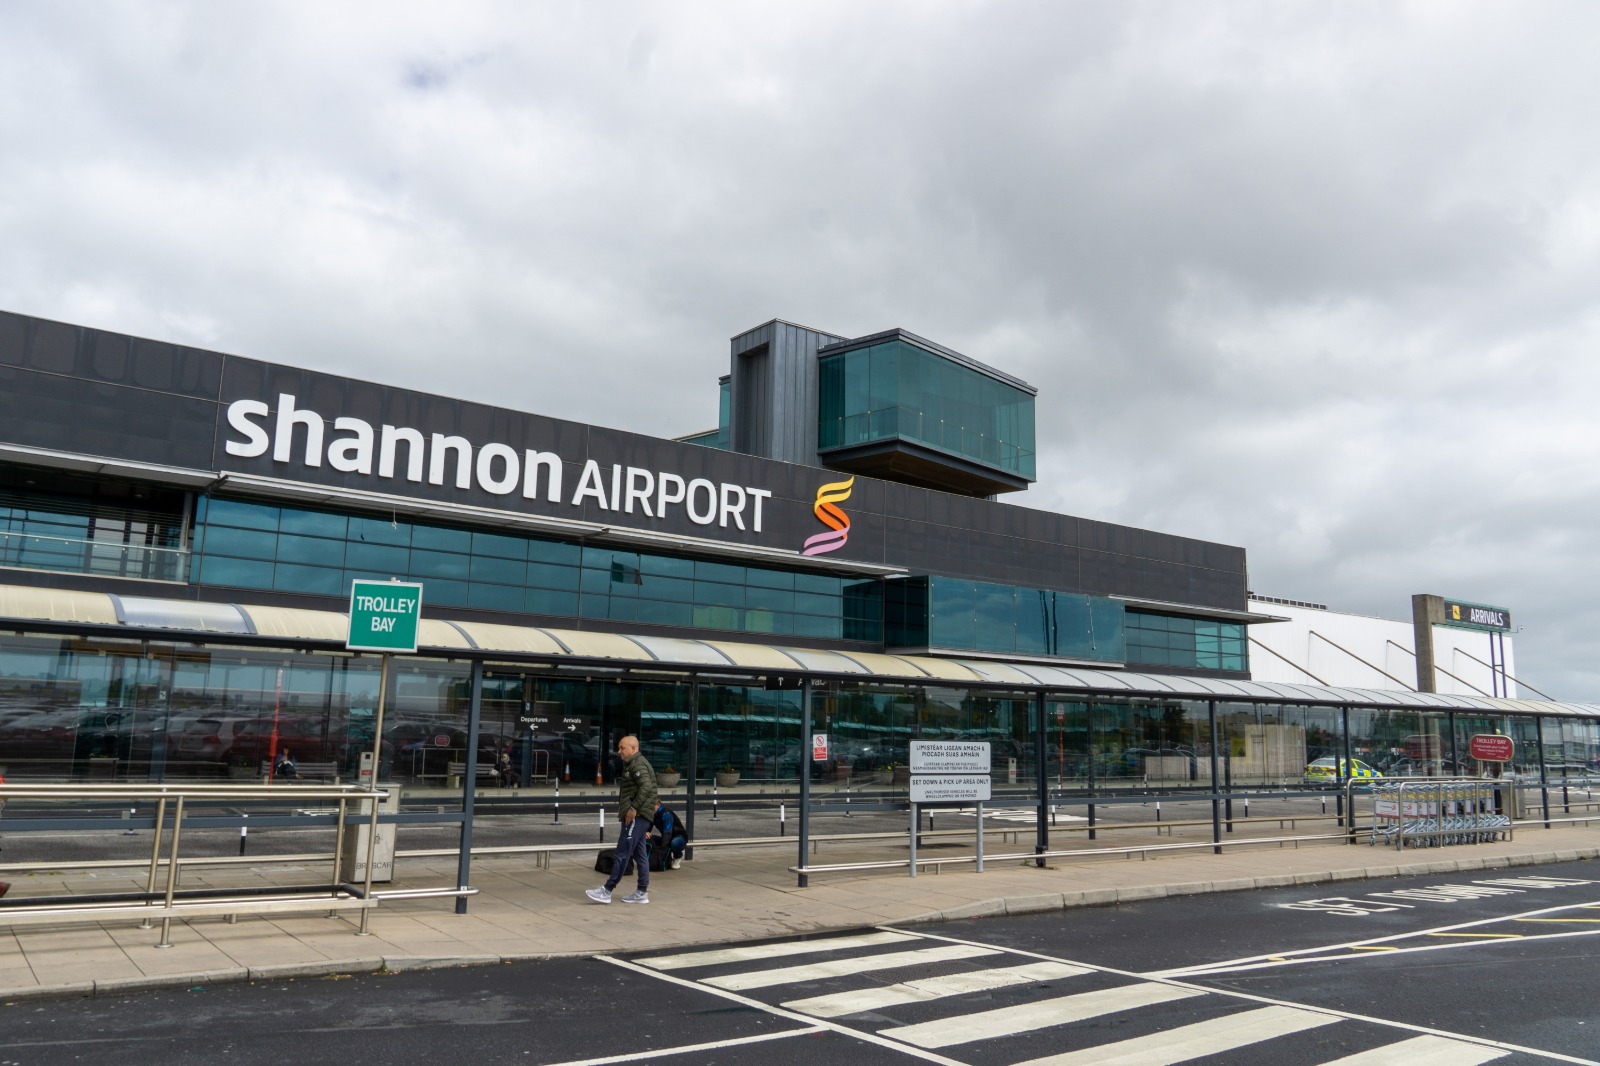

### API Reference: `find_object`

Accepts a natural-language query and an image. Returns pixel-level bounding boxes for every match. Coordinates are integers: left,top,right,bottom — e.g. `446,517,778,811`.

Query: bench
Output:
260,760,338,782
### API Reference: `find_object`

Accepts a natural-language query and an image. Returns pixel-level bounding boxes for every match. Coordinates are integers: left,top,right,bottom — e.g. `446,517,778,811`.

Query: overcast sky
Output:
3,3,1597,699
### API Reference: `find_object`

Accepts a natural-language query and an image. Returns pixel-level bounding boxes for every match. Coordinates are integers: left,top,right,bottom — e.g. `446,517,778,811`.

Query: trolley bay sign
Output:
346,579,424,653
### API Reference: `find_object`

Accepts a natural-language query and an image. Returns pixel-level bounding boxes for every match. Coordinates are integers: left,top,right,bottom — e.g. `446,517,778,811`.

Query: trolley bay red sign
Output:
1469,734,1515,762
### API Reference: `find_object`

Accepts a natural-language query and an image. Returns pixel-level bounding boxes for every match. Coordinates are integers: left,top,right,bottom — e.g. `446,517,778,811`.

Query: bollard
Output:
554,778,561,824
780,803,786,836
124,805,137,835
239,813,248,856
1155,801,1162,823
1322,795,1327,815
1244,797,1250,819
599,805,605,842
712,780,719,821
1051,804,1057,827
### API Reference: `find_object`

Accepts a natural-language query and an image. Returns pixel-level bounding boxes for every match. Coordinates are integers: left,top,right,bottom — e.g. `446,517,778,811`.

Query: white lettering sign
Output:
910,741,991,774
224,394,771,532
910,774,992,803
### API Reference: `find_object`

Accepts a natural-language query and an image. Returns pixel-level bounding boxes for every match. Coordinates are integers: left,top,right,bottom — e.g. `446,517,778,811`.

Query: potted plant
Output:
657,764,680,788
227,755,257,781
715,762,740,788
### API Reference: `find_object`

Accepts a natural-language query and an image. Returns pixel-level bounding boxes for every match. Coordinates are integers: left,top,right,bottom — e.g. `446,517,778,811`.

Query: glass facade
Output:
817,339,1037,480
1125,612,1247,672
193,496,883,642
0,625,1591,825
889,579,1244,674
0,473,188,583
679,379,731,451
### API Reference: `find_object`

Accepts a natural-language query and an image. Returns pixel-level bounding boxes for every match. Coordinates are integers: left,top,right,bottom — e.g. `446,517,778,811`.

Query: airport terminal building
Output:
0,309,1595,815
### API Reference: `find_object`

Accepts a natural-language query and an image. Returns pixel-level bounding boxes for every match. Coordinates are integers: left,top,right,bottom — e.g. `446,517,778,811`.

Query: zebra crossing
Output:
618,929,1518,1066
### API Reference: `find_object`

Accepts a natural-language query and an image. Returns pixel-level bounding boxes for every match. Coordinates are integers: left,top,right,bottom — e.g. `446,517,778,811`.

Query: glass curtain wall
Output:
1215,702,1341,788
0,631,471,786
817,339,1037,479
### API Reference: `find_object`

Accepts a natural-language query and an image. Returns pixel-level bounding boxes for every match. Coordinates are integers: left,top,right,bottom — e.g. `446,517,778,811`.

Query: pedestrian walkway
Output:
623,930,1512,1065
0,824,1595,1001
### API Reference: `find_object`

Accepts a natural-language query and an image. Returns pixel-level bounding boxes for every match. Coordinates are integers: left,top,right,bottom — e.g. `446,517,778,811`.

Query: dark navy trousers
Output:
604,815,651,893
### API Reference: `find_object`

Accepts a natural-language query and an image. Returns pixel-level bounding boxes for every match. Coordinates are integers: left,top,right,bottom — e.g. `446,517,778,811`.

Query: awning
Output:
0,583,1594,718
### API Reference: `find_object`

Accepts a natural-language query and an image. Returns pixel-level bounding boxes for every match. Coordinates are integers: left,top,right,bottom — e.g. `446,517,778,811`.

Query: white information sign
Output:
910,774,992,803
910,741,990,773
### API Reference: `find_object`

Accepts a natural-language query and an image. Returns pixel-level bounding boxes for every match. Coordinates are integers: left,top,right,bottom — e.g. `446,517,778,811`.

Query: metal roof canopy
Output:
0,583,1595,719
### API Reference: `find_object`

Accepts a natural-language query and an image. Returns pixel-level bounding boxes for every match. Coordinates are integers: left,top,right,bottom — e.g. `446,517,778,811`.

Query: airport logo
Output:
801,476,854,556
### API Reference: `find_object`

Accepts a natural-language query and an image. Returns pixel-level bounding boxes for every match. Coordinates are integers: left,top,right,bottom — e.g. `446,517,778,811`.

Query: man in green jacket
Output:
586,734,658,905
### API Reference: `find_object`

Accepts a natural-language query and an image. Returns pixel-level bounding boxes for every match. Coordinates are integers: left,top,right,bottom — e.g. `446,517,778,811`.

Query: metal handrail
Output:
790,831,1353,877
0,781,388,945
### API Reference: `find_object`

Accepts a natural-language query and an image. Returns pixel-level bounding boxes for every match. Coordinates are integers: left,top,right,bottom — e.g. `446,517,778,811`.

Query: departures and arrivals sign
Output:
346,580,424,653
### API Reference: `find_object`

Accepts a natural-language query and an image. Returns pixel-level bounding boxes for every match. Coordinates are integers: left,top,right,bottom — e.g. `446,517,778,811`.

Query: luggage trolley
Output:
1362,778,1512,850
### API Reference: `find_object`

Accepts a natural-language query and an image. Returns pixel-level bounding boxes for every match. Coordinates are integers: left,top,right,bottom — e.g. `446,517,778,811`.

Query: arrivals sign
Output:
346,580,424,653
1468,734,1515,762
1441,599,1512,632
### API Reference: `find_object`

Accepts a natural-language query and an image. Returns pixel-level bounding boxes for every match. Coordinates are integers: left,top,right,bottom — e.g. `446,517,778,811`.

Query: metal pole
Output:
1536,716,1551,829
1208,700,1222,854
457,660,483,915
685,677,699,861
358,655,391,936
139,794,168,929
908,801,918,878
1034,691,1048,867
369,655,391,792
975,802,984,873
1086,702,1097,841
155,795,186,948
797,677,812,888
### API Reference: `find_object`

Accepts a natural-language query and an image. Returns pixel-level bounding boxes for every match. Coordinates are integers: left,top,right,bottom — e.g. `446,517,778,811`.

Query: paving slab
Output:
0,825,1593,999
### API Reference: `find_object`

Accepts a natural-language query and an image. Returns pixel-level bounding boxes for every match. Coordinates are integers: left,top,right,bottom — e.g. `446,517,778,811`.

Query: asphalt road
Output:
3,859,1596,1065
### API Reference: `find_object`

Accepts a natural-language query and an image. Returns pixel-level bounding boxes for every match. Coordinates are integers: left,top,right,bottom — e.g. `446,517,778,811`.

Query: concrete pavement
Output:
1,822,1597,1001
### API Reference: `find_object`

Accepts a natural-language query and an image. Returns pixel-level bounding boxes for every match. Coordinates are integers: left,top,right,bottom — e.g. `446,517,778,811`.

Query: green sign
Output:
346,580,424,653
1440,599,1512,633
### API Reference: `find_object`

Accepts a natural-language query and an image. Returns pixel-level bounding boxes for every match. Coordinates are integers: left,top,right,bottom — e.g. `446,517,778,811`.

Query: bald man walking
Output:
586,734,658,905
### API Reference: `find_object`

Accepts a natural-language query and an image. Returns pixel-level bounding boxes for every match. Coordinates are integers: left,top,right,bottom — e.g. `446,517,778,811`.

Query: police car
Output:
1302,756,1381,784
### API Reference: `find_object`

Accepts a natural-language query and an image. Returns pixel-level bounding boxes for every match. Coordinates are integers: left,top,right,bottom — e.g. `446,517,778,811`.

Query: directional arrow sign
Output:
346,580,424,653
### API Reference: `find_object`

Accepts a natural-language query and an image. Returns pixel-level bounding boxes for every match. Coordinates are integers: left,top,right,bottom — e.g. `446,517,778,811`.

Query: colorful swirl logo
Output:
801,476,855,556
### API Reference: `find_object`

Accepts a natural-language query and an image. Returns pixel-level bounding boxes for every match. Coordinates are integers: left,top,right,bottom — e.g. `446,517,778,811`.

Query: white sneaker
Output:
585,886,612,904
670,856,682,870
620,890,649,904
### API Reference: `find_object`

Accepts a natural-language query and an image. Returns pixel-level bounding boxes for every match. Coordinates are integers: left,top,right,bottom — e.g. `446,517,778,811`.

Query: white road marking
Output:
1314,1033,1509,1065
703,944,999,990
638,930,918,970
879,982,1204,1049
1010,1004,1340,1066
598,954,973,1066
781,960,1090,1018
882,926,1598,1066
534,1026,828,1066
1152,897,1600,978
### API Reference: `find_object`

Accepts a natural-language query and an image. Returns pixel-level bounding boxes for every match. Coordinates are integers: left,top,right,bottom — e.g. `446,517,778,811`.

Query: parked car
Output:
1302,756,1381,785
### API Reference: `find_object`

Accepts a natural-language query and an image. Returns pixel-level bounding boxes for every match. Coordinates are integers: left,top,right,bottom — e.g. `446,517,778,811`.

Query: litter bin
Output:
1497,780,1524,821
340,785,401,884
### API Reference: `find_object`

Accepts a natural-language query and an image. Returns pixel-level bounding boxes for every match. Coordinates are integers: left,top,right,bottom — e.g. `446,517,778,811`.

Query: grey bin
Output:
340,785,401,884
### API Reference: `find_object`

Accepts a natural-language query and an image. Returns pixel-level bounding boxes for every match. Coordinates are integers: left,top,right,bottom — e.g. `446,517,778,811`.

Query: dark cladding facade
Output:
3,308,1594,827
0,310,1249,661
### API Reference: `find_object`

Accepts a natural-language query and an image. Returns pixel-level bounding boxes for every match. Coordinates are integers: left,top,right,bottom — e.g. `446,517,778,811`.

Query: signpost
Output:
1469,734,1515,763
908,741,991,877
345,580,423,934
